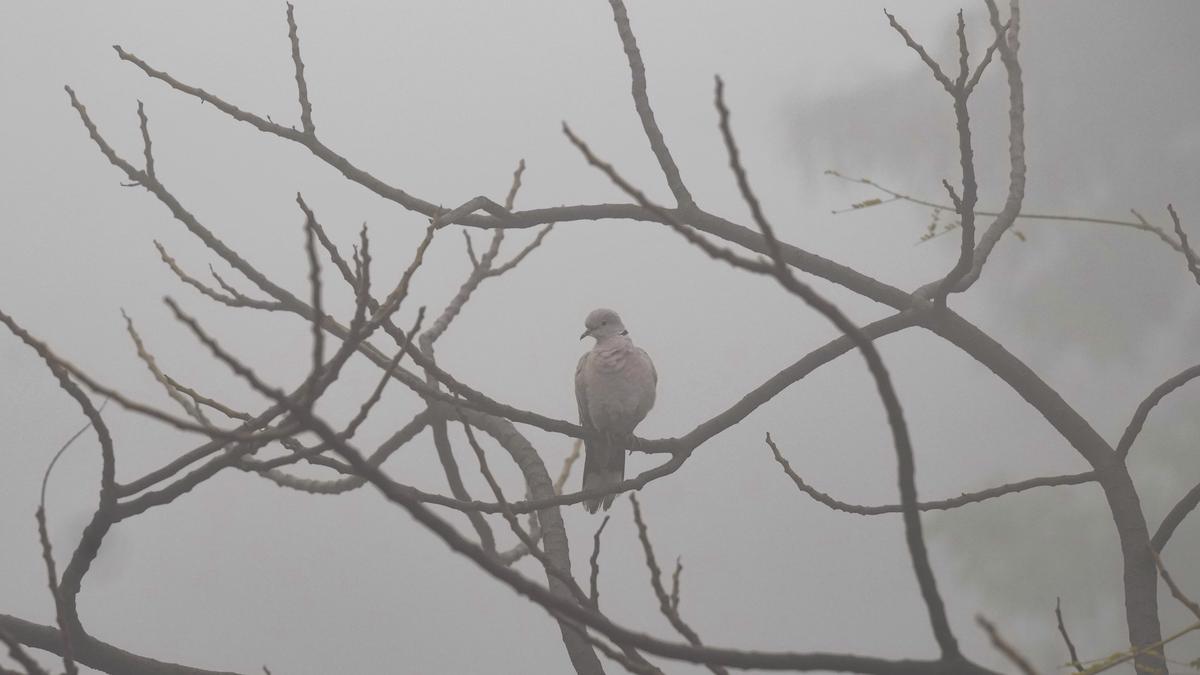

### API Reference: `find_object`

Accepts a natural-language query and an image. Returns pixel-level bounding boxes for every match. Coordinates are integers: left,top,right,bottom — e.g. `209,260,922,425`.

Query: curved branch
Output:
1152,481,1200,552
949,0,1024,292
769,434,1096,515
606,0,693,208
1117,363,1200,459
1168,204,1200,287
0,615,242,675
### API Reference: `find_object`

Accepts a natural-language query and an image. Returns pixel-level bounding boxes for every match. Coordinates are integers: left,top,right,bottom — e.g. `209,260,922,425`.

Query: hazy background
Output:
2,2,1198,674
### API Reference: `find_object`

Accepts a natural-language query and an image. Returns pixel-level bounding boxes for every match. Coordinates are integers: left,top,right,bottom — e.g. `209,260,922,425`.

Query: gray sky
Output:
2,2,1198,674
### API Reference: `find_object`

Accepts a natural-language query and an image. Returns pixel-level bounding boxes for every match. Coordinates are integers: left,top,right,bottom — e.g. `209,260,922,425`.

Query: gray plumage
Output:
575,308,657,513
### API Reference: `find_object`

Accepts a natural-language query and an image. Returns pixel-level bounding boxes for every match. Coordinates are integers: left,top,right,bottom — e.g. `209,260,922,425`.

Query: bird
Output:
575,308,657,512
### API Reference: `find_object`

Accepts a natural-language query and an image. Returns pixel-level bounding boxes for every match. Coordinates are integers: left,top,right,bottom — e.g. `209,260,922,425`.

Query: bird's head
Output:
580,308,627,341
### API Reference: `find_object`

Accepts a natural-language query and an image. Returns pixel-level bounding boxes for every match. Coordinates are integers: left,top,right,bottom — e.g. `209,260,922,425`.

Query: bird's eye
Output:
601,320,608,325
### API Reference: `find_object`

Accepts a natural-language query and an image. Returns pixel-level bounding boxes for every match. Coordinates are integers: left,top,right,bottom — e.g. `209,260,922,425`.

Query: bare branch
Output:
0,312,116,501
0,614,242,675
68,84,317,318
579,631,663,675
296,195,357,291
884,11,955,93
1168,204,1200,286
1054,598,1083,673
154,241,282,311
1153,480,1200,553
462,229,480,269
39,400,111,512
114,42,920,320
555,440,583,495
826,171,1184,252
461,420,580,599
954,12,970,89
1132,208,1194,253
34,508,78,675
702,81,959,658
589,516,610,607
487,223,553,278
285,3,315,135
422,199,509,348
975,615,1040,675
955,0,1025,289
935,62,978,303
0,627,49,675
124,311,211,425
136,100,155,179
3,303,296,440
631,494,729,675
341,309,424,440
272,390,1002,673
301,198,326,398
32,401,109,674
1116,363,1200,459
669,558,683,612
606,0,694,208
1151,550,1200,621
503,158,526,211
253,410,431,496
768,433,1096,515
965,20,1009,93
431,420,497,554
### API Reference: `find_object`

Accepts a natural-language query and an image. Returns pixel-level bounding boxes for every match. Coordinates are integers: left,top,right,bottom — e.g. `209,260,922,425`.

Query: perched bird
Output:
575,308,657,512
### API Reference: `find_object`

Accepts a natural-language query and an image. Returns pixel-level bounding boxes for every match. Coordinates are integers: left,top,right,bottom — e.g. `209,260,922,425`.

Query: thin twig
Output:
154,241,281,311
33,509,77,675
0,628,49,675
589,516,610,607
630,495,729,675
123,311,211,425
136,100,155,179
976,615,1040,675
285,2,315,135
826,171,1187,253
1151,550,1200,621
1168,204,1200,286
555,440,583,495
1153,480,1200,552
767,433,1096,515
884,11,954,93
1055,597,1083,672
1116,363,1200,459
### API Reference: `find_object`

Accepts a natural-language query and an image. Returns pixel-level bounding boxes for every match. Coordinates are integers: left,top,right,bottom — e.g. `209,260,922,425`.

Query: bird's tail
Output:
582,438,625,513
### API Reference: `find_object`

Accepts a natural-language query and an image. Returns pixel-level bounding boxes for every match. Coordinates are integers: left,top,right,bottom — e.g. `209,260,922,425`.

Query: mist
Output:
2,2,1198,674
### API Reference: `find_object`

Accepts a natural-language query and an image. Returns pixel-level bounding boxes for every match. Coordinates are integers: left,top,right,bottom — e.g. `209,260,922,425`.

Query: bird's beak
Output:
579,329,591,340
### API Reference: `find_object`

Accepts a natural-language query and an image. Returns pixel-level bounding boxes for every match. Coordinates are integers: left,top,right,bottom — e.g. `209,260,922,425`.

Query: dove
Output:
576,308,657,512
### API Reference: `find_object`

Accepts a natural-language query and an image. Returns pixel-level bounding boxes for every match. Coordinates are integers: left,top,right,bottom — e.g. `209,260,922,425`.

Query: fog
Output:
2,2,1198,674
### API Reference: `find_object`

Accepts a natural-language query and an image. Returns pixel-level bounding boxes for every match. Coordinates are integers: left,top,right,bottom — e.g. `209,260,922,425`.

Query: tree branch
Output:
606,0,694,208
1116,363,1200,459
768,434,1097,515
0,615,243,675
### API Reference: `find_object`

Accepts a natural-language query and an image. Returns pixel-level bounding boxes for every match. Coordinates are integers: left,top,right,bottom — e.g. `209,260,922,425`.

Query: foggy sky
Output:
2,2,1198,674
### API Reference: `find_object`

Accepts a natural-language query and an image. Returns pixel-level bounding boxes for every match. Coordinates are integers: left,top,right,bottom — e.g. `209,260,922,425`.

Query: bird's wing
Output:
637,346,658,387
630,346,657,421
575,350,592,429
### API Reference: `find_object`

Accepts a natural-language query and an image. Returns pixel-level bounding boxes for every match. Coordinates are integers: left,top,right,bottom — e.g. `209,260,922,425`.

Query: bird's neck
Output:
594,334,632,349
